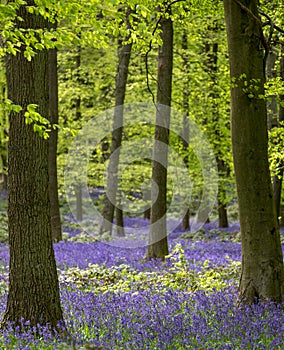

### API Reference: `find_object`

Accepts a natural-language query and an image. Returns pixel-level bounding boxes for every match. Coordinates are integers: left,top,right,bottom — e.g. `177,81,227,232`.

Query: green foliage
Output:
231,72,284,104
265,77,284,106
268,122,284,177
0,98,22,114
59,243,240,295
0,101,55,139
0,211,8,243
24,103,53,138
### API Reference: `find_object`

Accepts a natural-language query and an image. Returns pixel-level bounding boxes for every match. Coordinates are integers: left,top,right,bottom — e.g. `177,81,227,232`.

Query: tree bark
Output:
147,10,173,259
1,1,64,328
223,0,284,303
48,21,62,241
100,37,132,235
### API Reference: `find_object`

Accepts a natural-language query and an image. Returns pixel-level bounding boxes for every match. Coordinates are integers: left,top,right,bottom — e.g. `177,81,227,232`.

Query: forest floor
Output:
0,211,284,349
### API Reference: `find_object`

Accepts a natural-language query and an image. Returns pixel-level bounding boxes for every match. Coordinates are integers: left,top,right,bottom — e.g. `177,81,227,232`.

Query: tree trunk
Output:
116,189,125,236
0,85,8,191
144,207,151,220
147,10,173,259
100,37,132,235
217,158,229,228
204,22,229,228
1,1,64,328
181,31,190,231
0,154,7,191
266,49,278,129
272,49,284,221
48,21,62,241
223,0,284,304
75,185,83,221
74,48,83,221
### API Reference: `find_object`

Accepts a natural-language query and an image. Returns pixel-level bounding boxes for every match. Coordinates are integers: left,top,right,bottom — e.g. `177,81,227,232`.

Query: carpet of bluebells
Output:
0,210,284,349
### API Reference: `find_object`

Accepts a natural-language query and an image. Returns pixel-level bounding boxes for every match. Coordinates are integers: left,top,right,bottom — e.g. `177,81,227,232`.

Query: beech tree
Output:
147,6,173,259
1,1,64,328
181,31,190,231
203,22,229,228
100,7,133,236
223,0,284,303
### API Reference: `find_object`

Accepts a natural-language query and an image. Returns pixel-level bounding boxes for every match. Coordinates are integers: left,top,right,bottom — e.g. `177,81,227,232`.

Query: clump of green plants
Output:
59,244,241,294
0,211,8,243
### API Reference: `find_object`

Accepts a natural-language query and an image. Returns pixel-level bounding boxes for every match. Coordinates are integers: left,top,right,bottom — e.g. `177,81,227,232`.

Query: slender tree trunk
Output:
224,0,284,304
74,49,83,221
75,185,83,221
217,158,229,228
116,189,125,236
147,10,173,259
203,23,228,228
266,49,278,129
0,86,8,191
1,1,64,328
48,21,62,241
273,49,284,220
181,31,190,231
100,38,132,235
0,154,7,191
144,207,151,220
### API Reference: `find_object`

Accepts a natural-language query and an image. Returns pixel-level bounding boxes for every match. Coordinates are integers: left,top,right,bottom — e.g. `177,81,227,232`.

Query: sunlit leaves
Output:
24,104,51,138
268,122,284,177
59,243,240,294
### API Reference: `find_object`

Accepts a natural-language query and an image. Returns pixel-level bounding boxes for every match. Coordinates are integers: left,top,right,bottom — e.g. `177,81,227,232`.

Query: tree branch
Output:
232,0,269,53
259,9,284,35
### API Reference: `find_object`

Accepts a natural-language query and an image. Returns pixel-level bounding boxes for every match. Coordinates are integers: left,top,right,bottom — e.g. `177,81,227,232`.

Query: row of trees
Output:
0,0,283,333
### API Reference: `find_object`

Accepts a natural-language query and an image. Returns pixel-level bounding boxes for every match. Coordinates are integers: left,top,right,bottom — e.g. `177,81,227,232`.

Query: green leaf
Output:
12,104,22,113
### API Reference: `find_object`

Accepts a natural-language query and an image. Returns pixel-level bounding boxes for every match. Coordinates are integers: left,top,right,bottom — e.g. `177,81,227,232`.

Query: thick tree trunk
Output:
100,39,132,235
224,0,284,303
147,12,173,259
48,22,62,241
1,1,64,328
